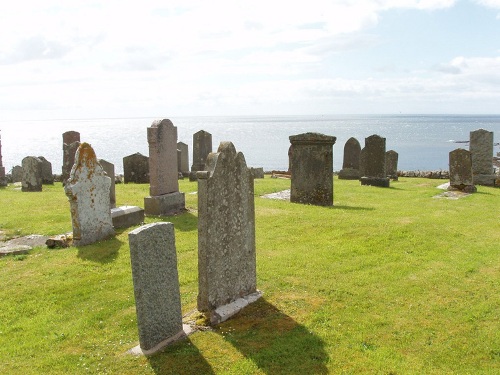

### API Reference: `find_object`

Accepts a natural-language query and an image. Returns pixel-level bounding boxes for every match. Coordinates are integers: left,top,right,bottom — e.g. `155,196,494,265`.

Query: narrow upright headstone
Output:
38,156,54,184
11,165,22,183
128,222,184,355
470,129,495,186
123,153,150,183
62,131,81,183
190,130,212,180
99,159,116,208
177,142,189,175
0,132,6,186
360,134,390,187
385,150,399,181
449,148,476,193
338,137,361,180
289,132,336,206
65,143,115,246
197,142,260,324
21,156,43,192
144,119,185,216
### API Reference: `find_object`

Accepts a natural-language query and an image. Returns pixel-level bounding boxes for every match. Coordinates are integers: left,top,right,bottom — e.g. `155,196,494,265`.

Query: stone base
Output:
338,168,360,180
448,184,477,193
128,324,195,356
360,176,390,187
473,174,497,187
111,205,145,228
210,290,263,325
144,192,185,216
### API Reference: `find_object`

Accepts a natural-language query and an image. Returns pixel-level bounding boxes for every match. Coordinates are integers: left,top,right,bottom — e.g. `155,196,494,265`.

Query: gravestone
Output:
449,148,476,193
11,165,22,183
177,142,189,175
385,150,399,181
197,142,261,324
360,134,390,187
250,167,265,179
0,132,6,187
190,130,212,180
144,120,185,216
21,156,43,192
123,153,149,184
65,143,115,246
338,137,361,180
128,222,184,355
289,132,336,206
38,156,54,184
470,129,495,186
98,159,116,208
62,131,81,183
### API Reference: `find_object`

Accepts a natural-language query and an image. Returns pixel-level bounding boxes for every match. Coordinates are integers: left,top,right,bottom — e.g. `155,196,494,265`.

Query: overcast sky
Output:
1,0,499,120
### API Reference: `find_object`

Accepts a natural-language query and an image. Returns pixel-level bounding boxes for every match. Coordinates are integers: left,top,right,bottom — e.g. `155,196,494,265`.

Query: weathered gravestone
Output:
197,142,261,324
338,137,361,180
360,134,390,187
470,129,496,186
0,132,6,187
177,141,189,175
38,156,54,184
385,150,399,181
62,131,81,183
123,152,149,184
250,167,265,179
98,159,116,208
289,132,336,206
144,119,185,216
11,165,22,183
128,222,185,355
448,148,476,193
21,156,43,192
65,143,115,246
190,130,212,180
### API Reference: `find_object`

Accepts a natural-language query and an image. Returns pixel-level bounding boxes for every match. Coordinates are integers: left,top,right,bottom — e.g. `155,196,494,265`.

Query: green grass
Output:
0,177,499,374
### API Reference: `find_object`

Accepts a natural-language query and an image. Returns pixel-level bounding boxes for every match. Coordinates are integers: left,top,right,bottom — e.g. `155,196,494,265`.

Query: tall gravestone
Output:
98,159,116,208
144,119,185,216
385,150,399,181
177,142,189,175
62,131,80,183
0,132,6,186
338,137,361,180
11,165,22,183
289,132,336,206
470,129,495,186
190,130,212,180
128,222,184,355
449,148,476,193
65,143,115,246
38,156,54,184
21,156,43,192
197,142,260,324
360,134,390,187
123,153,150,183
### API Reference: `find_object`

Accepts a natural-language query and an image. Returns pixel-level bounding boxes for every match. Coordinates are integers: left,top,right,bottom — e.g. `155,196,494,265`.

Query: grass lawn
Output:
0,176,499,374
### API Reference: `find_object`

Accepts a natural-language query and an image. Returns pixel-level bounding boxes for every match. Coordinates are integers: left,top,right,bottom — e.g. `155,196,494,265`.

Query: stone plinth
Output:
289,132,336,206
360,134,390,187
144,192,185,216
111,206,144,228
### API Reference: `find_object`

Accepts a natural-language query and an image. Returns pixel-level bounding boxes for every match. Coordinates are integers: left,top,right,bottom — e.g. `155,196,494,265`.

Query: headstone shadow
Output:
76,236,122,263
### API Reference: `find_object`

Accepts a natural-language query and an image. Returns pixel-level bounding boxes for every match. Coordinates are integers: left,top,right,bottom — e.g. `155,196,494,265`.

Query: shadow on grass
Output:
330,205,375,211
148,337,215,375
76,236,123,263
214,298,329,375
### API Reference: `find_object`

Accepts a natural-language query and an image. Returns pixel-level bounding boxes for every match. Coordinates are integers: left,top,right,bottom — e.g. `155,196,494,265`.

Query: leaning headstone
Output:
360,134,390,187
338,137,361,180
449,148,476,193
123,152,150,184
128,222,185,355
197,142,261,324
21,156,43,192
385,150,399,181
0,132,6,186
190,130,212,180
144,119,185,216
11,165,23,183
470,129,495,186
62,131,81,183
98,159,116,208
64,143,115,246
289,132,336,206
177,142,189,175
38,156,54,184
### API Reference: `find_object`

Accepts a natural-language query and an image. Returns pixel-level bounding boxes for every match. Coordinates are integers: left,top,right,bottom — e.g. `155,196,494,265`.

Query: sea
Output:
1,115,499,174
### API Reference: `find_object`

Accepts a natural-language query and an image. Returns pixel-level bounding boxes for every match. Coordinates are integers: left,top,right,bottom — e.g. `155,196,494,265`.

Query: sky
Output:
0,0,499,120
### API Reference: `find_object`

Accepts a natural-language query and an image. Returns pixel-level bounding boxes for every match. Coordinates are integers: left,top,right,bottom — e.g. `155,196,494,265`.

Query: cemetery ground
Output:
0,177,499,375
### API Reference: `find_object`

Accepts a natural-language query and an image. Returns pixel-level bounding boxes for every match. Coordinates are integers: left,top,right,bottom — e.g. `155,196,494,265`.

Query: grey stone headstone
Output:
360,134,390,187
11,165,22,183
128,222,183,354
250,167,265,179
177,142,189,175
65,143,115,246
338,137,361,180
37,156,54,184
21,156,43,192
449,148,476,192
191,130,212,173
197,142,258,321
98,159,116,208
470,129,495,186
0,133,5,186
62,131,81,183
385,150,399,181
123,153,149,184
289,132,336,206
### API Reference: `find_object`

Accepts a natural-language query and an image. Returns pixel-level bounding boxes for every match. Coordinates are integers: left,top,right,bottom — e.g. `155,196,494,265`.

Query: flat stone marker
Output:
449,148,476,193
338,137,361,180
111,206,144,228
360,134,390,187
470,129,495,186
128,222,184,355
21,156,43,192
65,143,115,246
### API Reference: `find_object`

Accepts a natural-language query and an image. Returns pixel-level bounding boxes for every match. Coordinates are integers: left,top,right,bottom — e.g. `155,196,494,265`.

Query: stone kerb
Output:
197,141,260,324
470,129,495,186
21,156,43,192
65,143,115,246
289,132,336,206
360,134,390,187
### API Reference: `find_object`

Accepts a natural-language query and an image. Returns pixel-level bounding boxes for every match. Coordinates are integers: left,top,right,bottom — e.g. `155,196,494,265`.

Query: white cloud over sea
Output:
0,0,499,119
